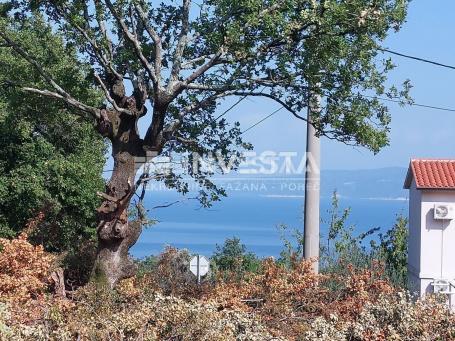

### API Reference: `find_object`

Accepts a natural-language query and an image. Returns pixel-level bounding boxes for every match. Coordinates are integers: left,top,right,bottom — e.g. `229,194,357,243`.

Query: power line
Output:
241,107,284,134
365,95,455,113
240,95,455,136
380,48,455,70
213,94,248,121
223,47,455,135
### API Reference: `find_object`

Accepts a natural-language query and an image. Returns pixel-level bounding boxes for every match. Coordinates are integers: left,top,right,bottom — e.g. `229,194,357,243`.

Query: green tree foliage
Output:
2,0,411,196
276,223,304,268
320,192,408,288
377,215,408,287
211,237,261,280
321,191,379,271
0,16,106,251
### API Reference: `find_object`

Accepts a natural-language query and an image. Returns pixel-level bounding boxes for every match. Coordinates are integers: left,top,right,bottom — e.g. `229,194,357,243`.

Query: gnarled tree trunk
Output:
93,108,147,287
90,77,168,287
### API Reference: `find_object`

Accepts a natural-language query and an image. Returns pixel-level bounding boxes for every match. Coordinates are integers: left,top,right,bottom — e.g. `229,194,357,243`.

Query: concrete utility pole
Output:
303,90,321,273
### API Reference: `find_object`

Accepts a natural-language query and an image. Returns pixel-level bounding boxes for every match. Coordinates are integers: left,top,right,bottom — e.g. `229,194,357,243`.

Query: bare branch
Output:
168,0,191,87
134,3,163,86
0,34,62,94
181,54,213,69
182,77,309,93
128,4,137,38
94,73,133,115
94,0,114,59
151,200,185,210
105,0,158,86
178,92,228,118
180,51,224,88
175,135,198,145
229,91,307,121
183,83,237,91
21,87,99,117
56,3,122,80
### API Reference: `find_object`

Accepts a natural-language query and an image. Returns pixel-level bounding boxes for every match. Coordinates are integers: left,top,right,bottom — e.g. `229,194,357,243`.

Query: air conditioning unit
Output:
434,204,455,220
432,279,450,293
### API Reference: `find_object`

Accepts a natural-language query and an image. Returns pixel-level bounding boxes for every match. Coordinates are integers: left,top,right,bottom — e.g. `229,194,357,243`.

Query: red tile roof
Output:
404,159,455,189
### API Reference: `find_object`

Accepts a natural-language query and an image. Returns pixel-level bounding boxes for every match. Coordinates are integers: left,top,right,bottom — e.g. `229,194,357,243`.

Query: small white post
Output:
190,255,209,284
196,254,201,285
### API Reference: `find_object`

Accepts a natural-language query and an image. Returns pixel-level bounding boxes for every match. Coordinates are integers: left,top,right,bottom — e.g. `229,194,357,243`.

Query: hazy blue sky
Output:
221,1,455,170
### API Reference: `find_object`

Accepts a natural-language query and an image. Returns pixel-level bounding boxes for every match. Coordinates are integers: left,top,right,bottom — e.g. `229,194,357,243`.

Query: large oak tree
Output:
0,0,409,286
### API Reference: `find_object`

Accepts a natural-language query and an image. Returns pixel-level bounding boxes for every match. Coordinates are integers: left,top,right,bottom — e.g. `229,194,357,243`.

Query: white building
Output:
405,159,455,307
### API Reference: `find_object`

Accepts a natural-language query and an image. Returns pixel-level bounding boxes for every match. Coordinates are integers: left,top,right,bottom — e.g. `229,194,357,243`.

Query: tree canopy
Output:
2,0,410,164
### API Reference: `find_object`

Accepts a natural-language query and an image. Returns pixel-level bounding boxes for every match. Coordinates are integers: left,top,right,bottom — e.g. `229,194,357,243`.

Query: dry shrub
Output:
208,258,455,340
351,293,455,341
206,258,395,339
2,237,455,341
206,257,323,337
0,233,55,303
14,281,284,341
303,292,455,341
21,211,46,236
209,257,320,308
139,246,202,297
325,262,394,321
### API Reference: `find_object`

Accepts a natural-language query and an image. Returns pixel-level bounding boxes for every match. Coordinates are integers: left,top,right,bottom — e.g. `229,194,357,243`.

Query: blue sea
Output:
131,190,408,259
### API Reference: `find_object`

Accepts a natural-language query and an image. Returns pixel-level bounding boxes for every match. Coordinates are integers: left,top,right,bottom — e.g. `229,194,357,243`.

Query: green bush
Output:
320,191,379,274
136,255,158,277
276,224,304,268
376,215,408,288
211,237,261,281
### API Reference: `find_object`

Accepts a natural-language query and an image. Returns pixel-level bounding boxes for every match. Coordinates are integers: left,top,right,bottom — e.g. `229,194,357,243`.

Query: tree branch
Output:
168,0,191,88
157,92,229,145
0,31,100,118
94,0,114,59
229,91,307,121
55,2,122,80
179,92,229,117
183,83,238,91
175,2,295,91
180,51,224,88
134,2,162,86
181,54,213,69
22,87,99,118
94,73,132,115
105,0,158,86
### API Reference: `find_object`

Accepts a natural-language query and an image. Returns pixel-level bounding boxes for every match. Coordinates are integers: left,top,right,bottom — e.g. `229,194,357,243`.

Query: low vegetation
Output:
0,214,454,341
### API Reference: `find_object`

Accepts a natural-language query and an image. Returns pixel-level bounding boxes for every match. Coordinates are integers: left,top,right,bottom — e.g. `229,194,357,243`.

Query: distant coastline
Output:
132,167,409,259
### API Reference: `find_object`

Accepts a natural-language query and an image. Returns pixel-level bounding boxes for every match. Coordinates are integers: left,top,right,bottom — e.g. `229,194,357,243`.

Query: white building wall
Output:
420,189,455,294
407,179,422,294
408,179,455,302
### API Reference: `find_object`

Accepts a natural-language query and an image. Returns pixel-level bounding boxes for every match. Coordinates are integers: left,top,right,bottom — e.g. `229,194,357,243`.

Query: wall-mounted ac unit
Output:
434,204,455,220
432,279,450,293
